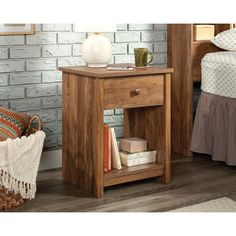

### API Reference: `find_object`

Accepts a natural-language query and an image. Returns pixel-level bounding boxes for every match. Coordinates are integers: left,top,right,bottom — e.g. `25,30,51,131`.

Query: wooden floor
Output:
8,153,236,212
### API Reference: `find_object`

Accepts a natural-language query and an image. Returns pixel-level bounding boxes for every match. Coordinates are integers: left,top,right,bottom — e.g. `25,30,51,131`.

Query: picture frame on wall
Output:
0,24,35,35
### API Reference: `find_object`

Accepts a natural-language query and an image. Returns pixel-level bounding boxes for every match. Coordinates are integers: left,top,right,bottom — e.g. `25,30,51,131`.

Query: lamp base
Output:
87,63,108,68
82,33,112,68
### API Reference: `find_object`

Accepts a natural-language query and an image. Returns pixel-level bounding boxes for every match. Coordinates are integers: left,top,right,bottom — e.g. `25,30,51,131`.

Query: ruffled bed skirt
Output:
191,92,236,165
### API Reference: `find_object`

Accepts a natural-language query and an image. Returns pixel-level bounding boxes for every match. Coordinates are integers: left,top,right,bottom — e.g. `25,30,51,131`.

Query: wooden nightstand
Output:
60,64,173,198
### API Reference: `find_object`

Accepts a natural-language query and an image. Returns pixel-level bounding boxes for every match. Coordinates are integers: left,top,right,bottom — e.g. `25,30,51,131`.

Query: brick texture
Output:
0,24,167,150
10,98,41,111
10,72,41,85
0,36,24,46
0,48,8,59
26,58,56,71
0,74,8,86
115,32,140,42
42,45,71,57
10,46,41,58
0,60,25,72
26,32,57,45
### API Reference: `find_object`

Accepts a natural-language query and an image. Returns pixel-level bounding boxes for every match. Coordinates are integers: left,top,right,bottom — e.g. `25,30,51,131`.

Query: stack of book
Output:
103,124,156,172
103,124,122,173
119,137,156,167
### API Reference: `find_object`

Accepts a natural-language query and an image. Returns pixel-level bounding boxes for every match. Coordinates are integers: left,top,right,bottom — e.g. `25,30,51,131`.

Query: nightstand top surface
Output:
59,64,174,78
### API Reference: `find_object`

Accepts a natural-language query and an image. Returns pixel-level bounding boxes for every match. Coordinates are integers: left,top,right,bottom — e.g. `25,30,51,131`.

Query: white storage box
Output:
120,137,147,153
120,150,156,167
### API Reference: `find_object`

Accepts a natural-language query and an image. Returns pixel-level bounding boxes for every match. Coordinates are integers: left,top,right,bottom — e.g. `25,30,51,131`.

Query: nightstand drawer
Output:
103,75,164,109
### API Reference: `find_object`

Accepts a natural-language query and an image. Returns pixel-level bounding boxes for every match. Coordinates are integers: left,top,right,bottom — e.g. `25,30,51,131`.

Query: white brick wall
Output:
72,45,82,56
0,87,25,99
112,43,127,54
42,71,62,83
42,45,71,57
0,36,24,46
26,58,57,71
104,110,114,116
154,24,167,30
129,24,153,31
32,109,57,122
57,108,62,120
0,101,9,107
26,84,57,97
57,32,86,44
57,57,84,67
154,42,167,53
0,74,8,86
128,42,153,54
0,23,167,150
42,24,71,32
26,33,57,45
57,84,62,95
0,60,25,72
10,72,41,85
116,24,127,31
142,31,166,42
10,98,41,111
115,32,140,42
0,48,8,59
10,46,41,58
103,33,114,42
42,96,62,109
104,115,124,126
114,54,134,64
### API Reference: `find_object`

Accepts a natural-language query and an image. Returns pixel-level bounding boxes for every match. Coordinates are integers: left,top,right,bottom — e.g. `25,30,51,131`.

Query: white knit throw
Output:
0,131,45,199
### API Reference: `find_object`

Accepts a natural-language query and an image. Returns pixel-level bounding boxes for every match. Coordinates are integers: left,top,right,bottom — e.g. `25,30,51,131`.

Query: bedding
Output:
191,92,236,165
191,51,236,165
201,51,236,98
211,28,236,51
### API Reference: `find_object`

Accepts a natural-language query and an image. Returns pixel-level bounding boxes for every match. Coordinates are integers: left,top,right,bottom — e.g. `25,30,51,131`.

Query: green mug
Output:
134,48,153,67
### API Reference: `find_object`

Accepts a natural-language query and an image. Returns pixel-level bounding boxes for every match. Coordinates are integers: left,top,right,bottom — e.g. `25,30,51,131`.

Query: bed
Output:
191,51,236,165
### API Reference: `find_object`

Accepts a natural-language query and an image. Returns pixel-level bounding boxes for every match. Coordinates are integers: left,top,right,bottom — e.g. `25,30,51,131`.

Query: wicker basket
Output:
0,116,42,210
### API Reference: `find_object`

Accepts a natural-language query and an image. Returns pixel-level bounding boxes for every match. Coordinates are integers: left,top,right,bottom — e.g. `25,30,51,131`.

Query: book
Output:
120,137,147,153
110,127,122,169
120,150,156,167
108,127,112,171
103,124,110,172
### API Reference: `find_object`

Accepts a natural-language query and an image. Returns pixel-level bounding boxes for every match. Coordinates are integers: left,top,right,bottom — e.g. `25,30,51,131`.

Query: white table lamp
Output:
75,24,116,67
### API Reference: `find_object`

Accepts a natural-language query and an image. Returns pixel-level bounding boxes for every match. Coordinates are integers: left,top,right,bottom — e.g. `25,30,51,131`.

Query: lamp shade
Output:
74,24,116,33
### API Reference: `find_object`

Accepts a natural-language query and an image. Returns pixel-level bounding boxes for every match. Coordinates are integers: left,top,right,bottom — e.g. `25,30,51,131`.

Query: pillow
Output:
211,28,236,51
0,107,31,141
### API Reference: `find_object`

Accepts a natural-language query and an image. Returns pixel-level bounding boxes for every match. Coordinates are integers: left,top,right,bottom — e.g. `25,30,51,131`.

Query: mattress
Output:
201,51,236,99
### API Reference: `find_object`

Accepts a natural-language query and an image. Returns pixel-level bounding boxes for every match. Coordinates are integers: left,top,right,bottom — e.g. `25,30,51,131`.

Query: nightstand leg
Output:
162,73,171,183
62,74,104,198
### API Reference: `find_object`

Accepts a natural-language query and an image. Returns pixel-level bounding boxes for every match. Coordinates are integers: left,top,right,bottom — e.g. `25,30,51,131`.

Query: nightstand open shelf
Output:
104,163,164,187
60,64,173,198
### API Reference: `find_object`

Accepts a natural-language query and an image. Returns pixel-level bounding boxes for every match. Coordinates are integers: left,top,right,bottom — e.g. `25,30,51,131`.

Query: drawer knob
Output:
131,88,140,96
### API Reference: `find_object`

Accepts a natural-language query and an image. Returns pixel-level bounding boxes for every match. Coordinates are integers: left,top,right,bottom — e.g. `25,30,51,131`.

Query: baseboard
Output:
39,149,62,171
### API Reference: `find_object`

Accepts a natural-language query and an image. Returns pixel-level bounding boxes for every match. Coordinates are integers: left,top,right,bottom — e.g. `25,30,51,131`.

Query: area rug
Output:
170,197,236,212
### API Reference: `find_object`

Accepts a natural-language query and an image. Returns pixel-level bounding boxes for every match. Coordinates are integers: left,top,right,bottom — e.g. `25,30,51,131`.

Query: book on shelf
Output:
108,128,112,171
120,150,156,167
103,124,111,172
103,127,156,170
110,127,122,170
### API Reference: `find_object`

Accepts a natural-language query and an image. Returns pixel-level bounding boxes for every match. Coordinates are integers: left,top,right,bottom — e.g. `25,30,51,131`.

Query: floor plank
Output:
7,153,236,212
